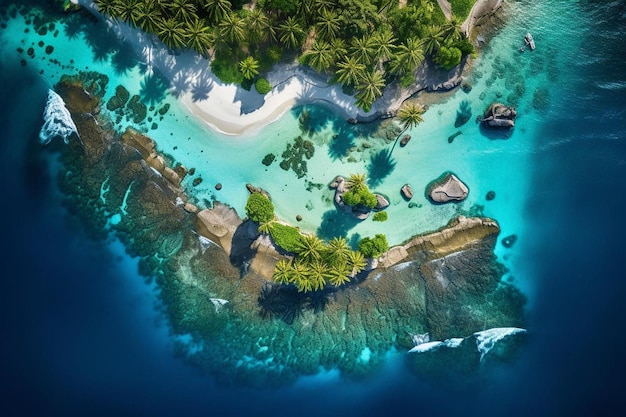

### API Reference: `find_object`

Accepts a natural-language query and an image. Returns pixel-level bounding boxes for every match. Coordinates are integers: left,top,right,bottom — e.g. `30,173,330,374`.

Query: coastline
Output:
73,0,503,136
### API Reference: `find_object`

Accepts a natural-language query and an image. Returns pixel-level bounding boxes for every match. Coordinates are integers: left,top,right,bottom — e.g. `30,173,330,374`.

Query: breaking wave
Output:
39,89,79,145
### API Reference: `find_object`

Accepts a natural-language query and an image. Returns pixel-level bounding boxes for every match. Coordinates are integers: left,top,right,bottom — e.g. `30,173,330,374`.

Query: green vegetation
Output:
269,222,303,253
94,0,475,110
391,102,425,152
358,234,389,258
449,0,475,20
372,211,388,222
255,77,272,94
245,192,275,224
342,173,378,209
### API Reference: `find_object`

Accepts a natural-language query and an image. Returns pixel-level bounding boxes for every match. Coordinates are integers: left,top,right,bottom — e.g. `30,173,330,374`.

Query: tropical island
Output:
23,0,528,385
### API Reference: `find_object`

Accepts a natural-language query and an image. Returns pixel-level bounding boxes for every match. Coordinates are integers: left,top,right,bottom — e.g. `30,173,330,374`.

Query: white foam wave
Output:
408,337,466,353
474,327,526,361
39,89,79,145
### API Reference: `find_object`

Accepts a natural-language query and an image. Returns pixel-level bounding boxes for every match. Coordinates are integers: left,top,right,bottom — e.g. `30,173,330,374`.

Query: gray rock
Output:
375,194,390,210
401,184,414,200
481,102,517,128
427,173,469,203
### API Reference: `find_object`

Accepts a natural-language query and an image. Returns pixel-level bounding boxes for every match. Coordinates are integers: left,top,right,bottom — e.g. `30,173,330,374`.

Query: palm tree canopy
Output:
335,56,366,87
397,102,425,131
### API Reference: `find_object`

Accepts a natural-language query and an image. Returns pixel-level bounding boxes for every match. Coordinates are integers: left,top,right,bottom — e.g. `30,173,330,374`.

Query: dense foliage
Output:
94,0,475,111
245,192,275,223
269,222,303,253
372,211,388,222
255,77,272,94
342,173,378,209
358,234,389,258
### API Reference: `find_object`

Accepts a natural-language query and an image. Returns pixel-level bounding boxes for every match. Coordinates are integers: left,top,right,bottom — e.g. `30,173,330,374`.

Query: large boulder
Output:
426,173,469,203
480,102,517,128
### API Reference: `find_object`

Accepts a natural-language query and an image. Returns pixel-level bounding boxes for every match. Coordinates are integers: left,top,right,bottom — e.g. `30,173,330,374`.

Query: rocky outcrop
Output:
246,183,271,199
400,134,411,147
480,102,517,128
374,194,390,211
401,184,414,200
378,216,500,268
195,202,243,256
426,173,469,203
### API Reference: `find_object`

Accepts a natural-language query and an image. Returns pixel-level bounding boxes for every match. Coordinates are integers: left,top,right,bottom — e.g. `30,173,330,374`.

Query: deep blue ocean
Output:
1,1,626,416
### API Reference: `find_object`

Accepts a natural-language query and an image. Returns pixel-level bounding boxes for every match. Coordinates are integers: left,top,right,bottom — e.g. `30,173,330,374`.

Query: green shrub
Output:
270,223,303,253
358,234,389,258
266,45,283,63
211,57,244,85
342,187,378,209
372,211,388,222
435,46,462,70
449,0,475,20
255,77,272,95
245,192,274,224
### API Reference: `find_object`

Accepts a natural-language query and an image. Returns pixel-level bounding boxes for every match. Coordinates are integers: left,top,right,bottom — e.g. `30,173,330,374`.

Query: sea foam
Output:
39,89,79,145
474,327,527,361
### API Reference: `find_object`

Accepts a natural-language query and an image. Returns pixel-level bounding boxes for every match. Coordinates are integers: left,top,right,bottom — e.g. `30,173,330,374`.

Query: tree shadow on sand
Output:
140,71,169,105
316,208,360,241
190,73,214,101
367,147,396,188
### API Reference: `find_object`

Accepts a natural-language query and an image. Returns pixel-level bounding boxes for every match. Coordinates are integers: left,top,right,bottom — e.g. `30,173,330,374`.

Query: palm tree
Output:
167,0,197,24
94,0,123,20
346,173,367,190
327,264,351,287
157,18,186,50
246,9,274,45
273,259,293,284
257,220,274,235
185,18,213,56
441,16,463,45
136,0,162,34
335,56,366,87
296,234,325,262
202,0,232,24
422,26,443,56
355,70,385,112
119,0,142,27
292,261,313,292
315,9,341,42
308,261,330,291
219,11,246,44
391,102,425,152
389,37,425,76
330,38,347,62
239,56,260,80
278,17,305,50
371,29,396,63
303,40,334,73
350,35,375,66
325,236,350,267
346,250,366,276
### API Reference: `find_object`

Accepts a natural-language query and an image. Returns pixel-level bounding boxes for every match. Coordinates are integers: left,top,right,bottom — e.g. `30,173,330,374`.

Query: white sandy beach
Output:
73,0,498,136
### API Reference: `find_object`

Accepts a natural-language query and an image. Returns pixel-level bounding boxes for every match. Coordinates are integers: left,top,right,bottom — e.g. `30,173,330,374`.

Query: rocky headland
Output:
49,72,526,386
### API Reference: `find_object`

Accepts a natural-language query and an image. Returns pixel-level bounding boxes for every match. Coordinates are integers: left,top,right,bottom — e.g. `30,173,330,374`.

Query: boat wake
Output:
39,89,79,145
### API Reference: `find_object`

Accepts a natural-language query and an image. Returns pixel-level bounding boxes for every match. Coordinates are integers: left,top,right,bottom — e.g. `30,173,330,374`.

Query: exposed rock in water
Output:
215,183,222,190
502,234,517,248
480,102,517,128
296,214,302,222
374,194,390,211
246,183,271,199
401,184,414,200
400,134,411,147
486,191,496,201
448,130,462,143
426,172,469,203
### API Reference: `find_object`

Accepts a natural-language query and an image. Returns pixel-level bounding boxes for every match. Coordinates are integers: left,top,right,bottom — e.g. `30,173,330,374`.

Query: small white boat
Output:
524,32,535,50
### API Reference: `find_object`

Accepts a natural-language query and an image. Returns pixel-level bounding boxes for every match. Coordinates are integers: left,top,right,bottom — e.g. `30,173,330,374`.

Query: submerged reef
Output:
47,71,527,386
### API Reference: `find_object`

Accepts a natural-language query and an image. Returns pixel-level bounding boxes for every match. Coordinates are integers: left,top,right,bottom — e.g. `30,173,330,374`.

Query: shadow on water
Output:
455,100,472,128
478,124,514,140
367,147,396,187
140,71,169,105
63,13,84,40
292,105,333,136
316,208,360,241
111,44,139,75
257,283,332,324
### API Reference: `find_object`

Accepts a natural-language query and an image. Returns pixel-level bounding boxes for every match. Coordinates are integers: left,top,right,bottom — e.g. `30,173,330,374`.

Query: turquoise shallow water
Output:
2,0,626,415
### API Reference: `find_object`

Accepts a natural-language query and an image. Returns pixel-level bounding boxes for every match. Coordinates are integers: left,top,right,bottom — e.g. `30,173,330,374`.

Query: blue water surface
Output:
1,0,626,416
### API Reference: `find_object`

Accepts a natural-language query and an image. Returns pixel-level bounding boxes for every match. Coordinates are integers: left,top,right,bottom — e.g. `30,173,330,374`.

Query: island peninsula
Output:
40,0,526,384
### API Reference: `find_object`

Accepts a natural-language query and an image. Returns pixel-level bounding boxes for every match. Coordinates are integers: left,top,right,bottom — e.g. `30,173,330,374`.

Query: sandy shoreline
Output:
73,0,502,136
